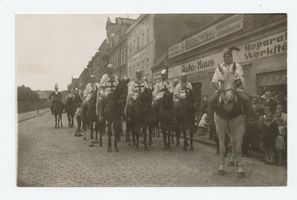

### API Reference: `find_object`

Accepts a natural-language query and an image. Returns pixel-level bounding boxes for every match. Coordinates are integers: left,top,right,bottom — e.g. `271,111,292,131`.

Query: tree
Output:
17,85,40,102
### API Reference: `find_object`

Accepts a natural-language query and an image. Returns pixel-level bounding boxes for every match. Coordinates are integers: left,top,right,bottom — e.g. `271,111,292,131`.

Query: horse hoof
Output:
237,172,246,178
217,169,226,176
107,147,112,152
228,161,235,167
183,147,188,151
114,147,119,152
190,146,194,151
167,146,172,151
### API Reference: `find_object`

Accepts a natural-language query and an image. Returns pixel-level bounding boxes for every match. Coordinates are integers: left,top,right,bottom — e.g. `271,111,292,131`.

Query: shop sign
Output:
168,15,244,58
238,31,287,61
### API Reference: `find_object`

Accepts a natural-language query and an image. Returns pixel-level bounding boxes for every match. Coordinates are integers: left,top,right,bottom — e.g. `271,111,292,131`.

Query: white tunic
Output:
211,62,245,89
128,79,149,100
173,81,193,102
152,80,173,101
99,74,119,97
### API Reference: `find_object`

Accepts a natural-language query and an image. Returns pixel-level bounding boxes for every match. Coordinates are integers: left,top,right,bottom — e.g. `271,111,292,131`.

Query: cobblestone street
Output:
17,112,287,187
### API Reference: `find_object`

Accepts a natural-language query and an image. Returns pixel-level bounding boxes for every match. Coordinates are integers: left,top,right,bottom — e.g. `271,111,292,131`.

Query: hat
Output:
161,69,167,75
90,74,95,79
222,48,232,57
107,64,113,69
181,72,187,76
136,69,142,74
55,83,58,89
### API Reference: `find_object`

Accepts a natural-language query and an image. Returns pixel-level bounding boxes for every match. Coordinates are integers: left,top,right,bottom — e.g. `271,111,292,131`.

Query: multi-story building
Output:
126,14,223,84
167,14,287,99
106,17,136,78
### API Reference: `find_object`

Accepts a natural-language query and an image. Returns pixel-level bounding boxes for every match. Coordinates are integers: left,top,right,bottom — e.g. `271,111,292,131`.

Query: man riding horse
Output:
208,47,251,124
208,47,251,178
49,83,62,114
173,72,193,149
81,75,99,121
96,64,119,122
125,69,150,148
152,69,174,111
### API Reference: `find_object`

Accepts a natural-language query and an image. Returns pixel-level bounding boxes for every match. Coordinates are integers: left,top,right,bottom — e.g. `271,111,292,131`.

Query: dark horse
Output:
102,80,127,152
64,95,75,128
127,87,153,150
82,89,103,147
175,88,196,151
52,98,64,128
158,90,174,151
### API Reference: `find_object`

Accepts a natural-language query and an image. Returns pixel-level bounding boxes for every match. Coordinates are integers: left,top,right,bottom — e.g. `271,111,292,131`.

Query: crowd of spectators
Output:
196,90,287,166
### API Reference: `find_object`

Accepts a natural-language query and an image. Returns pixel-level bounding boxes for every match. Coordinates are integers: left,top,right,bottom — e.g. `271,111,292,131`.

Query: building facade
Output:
126,14,222,84
166,14,287,100
106,17,136,79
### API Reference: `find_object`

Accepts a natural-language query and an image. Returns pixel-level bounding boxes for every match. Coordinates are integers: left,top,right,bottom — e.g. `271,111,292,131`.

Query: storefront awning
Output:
257,70,287,87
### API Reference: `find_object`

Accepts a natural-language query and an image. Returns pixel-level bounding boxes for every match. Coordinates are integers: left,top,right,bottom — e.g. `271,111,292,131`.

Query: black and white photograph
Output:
15,13,287,187
1,0,296,200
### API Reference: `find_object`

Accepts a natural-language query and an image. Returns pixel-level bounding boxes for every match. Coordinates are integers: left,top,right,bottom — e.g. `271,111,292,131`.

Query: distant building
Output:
106,17,136,79
126,14,223,83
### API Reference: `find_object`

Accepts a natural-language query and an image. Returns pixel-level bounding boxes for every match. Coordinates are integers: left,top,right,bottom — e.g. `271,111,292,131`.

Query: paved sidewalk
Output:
18,108,50,123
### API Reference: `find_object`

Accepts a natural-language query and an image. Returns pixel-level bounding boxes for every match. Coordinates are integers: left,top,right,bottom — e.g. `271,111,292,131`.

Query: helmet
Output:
161,69,167,75
54,83,58,90
181,72,187,77
107,64,113,69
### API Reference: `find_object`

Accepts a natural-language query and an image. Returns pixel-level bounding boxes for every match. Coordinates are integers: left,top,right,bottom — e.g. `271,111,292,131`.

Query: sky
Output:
15,14,139,91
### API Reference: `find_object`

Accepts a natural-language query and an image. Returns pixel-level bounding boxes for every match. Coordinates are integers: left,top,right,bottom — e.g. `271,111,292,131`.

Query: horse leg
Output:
143,125,148,151
228,135,236,167
214,114,227,175
183,123,188,151
135,126,139,149
230,116,246,178
54,114,57,128
190,124,194,151
107,121,112,152
148,124,153,146
114,121,119,152
60,114,63,128
167,130,172,151
162,127,167,151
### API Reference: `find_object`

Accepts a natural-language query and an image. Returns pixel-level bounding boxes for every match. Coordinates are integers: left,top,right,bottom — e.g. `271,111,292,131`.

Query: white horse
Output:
214,65,246,178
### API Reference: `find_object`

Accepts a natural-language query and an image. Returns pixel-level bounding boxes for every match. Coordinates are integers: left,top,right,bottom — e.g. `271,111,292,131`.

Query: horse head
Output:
162,89,173,110
218,65,237,112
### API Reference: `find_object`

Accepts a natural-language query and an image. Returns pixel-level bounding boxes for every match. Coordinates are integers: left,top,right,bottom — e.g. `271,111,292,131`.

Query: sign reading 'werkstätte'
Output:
168,15,244,58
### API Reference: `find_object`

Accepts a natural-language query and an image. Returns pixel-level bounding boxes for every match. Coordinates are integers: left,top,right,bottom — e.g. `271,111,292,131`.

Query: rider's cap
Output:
161,69,167,75
107,64,113,69
90,74,95,79
136,69,142,74
181,72,187,76
222,48,232,57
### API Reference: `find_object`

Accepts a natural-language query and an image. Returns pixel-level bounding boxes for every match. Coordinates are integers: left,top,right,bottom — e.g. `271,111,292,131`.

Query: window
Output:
142,32,144,47
137,37,140,51
147,28,150,43
133,40,135,53
129,43,132,56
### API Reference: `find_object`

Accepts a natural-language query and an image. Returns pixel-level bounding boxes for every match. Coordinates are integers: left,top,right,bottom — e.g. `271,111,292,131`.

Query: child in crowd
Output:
198,113,210,136
274,106,287,166
258,106,278,165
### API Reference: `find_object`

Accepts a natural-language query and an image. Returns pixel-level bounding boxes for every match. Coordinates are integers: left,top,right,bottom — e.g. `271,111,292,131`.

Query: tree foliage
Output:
17,85,40,102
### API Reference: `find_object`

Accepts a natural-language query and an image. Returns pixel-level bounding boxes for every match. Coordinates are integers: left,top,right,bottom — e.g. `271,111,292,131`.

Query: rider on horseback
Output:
152,69,174,110
81,74,99,120
96,64,119,122
49,83,62,114
208,47,251,124
173,72,193,103
125,69,149,118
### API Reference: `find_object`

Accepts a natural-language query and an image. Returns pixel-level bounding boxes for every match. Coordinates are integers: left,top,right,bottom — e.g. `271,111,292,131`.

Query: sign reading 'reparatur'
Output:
168,15,244,58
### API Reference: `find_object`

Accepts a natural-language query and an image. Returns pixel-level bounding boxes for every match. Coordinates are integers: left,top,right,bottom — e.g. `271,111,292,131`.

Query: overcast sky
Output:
16,14,139,91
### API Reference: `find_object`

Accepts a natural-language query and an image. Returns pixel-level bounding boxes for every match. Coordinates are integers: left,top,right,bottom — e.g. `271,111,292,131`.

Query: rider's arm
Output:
127,82,134,97
235,63,246,89
211,67,221,91
152,83,159,98
99,75,107,96
174,83,182,100
168,82,174,93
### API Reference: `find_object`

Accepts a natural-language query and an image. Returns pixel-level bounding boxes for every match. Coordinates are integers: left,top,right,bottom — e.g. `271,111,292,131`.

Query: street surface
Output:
17,112,286,186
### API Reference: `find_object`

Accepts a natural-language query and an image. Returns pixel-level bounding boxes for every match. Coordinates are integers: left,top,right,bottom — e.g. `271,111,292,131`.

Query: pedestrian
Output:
197,113,210,136
274,107,287,166
258,106,278,165
263,90,278,113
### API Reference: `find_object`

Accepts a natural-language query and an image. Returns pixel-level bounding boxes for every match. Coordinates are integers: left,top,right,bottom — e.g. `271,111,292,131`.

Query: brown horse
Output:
214,65,246,178
175,88,196,151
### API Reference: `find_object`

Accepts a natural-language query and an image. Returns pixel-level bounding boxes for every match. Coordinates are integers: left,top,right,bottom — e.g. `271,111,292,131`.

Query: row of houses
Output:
69,14,287,102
